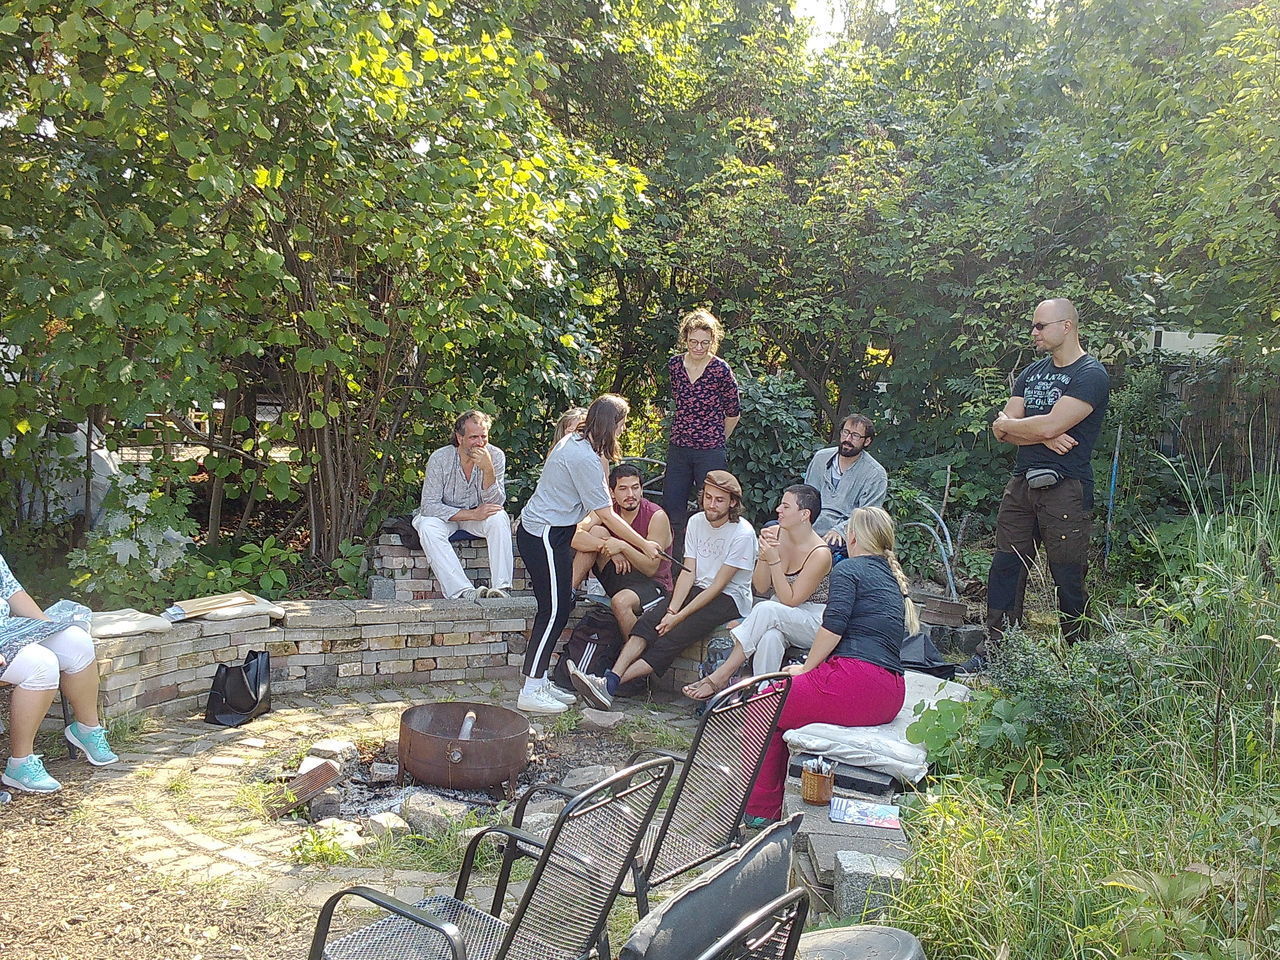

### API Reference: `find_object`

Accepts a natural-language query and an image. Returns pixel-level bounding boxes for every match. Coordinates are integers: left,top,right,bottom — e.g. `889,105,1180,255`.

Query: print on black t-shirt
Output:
1012,354,1110,483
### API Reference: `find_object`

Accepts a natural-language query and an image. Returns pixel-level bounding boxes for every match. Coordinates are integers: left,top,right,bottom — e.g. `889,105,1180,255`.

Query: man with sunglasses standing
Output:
803,413,888,562
960,298,1110,675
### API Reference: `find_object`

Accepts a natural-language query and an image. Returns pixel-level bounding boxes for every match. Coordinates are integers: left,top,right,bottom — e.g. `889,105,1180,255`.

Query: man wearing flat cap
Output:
570,470,756,709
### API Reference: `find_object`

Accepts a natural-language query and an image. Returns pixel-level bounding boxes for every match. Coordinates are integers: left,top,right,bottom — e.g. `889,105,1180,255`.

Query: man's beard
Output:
615,497,639,513
838,441,860,457
704,504,728,523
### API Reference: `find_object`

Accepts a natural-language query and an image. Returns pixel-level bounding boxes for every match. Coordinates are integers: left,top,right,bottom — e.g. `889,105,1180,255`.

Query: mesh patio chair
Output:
308,756,675,960
690,888,809,960
504,672,791,916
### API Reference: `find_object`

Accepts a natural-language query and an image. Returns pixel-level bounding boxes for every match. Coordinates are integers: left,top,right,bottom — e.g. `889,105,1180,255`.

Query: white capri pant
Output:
729,600,825,676
0,625,97,691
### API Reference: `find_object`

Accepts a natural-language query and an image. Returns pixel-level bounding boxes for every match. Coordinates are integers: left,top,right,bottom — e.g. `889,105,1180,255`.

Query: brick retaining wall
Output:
369,531,532,601
12,528,724,725
79,595,720,721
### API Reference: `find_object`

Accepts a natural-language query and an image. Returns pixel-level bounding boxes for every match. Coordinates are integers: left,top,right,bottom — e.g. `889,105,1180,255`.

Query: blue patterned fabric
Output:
0,554,92,666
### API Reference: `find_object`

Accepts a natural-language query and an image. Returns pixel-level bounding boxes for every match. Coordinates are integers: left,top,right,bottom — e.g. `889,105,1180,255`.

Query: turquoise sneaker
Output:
65,722,119,766
2,754,62,793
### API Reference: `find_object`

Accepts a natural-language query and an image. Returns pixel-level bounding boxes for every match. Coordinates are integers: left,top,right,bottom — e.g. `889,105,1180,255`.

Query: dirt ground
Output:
1,759,316,960
0,701,693,960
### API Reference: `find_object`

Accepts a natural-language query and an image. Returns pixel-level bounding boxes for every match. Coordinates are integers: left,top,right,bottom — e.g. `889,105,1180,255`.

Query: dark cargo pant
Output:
984,474,1094,649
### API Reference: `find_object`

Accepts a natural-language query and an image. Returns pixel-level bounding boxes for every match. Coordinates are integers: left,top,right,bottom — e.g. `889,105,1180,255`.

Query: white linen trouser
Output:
729,599,825,675
412,511,514,599
0,625,97,691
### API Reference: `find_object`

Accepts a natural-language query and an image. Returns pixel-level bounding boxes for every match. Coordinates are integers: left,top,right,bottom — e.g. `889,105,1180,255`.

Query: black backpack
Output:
551,606,625,690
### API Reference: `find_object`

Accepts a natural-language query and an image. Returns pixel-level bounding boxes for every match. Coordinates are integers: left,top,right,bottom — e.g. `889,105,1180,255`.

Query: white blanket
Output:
200,594,285,621
90,608,173,638
784,671,971,784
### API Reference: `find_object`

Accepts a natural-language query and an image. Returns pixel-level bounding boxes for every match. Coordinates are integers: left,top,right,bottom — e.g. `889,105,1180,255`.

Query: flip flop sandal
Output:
682,677,722,701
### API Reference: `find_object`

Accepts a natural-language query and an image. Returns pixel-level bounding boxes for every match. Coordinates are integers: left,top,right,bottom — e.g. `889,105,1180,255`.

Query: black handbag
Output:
204,649,272,726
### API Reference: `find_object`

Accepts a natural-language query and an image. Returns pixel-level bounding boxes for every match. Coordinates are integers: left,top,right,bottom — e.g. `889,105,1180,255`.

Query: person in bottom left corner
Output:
0,553,118,793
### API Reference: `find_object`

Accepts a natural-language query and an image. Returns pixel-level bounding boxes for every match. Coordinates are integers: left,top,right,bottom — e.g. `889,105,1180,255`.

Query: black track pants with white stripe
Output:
516,522,577,680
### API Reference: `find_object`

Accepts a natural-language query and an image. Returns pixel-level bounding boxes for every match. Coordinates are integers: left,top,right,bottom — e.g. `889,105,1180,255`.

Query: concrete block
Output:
306,664,339,688
833,850,906,920
279,601,356,629
353,602,417,625
368,576,396,600
365,631,406,647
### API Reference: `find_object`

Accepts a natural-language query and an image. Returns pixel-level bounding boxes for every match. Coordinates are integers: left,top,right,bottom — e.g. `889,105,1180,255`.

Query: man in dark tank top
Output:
570,464,673,635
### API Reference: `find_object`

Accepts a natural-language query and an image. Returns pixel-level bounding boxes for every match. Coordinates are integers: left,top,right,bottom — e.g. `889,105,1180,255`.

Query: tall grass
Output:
1146,462,1280,703
895,463,1280,958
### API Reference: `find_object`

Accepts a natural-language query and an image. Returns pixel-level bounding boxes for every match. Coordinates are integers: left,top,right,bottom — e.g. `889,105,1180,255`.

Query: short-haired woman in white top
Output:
516,394,662,714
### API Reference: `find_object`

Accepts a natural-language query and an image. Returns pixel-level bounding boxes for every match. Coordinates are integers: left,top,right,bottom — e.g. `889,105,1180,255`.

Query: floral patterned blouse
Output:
668,354,742,449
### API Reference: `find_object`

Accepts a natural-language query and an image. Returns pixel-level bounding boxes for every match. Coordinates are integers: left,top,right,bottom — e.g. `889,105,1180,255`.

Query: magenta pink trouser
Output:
745,657,906,820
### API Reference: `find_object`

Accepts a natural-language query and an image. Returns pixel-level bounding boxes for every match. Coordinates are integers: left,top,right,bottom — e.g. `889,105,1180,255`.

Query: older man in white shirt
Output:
412,411,513,600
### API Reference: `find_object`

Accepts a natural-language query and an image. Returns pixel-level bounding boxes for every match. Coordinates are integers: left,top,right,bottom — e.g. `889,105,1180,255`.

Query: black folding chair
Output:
309,756,675,960
691,888,809,960
506,672,792,916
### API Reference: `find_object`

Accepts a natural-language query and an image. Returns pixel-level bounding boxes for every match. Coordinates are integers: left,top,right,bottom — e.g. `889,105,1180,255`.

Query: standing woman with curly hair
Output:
744,506,919,823
664,308,741,561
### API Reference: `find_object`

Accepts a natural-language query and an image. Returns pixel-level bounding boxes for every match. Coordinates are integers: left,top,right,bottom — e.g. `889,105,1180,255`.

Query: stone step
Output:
798,923,926,959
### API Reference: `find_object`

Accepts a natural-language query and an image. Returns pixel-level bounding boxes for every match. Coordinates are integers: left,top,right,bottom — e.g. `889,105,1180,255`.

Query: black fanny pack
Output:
1025,467,1063,490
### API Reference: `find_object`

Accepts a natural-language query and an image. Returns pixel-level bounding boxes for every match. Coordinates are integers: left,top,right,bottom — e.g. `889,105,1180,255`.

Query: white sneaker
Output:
516,686,569,715
482,586,510,599
542,681,576,705
456,587,483,601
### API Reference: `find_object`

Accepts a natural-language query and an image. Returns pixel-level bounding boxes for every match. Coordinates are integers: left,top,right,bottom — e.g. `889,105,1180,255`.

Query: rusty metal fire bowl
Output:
398,701,532,790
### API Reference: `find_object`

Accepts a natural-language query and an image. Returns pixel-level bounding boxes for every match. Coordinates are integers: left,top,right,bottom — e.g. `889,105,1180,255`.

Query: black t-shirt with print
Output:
1012,353,1110,483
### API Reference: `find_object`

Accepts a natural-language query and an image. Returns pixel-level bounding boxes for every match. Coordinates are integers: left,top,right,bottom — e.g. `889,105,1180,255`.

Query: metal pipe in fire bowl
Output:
398,701,531,791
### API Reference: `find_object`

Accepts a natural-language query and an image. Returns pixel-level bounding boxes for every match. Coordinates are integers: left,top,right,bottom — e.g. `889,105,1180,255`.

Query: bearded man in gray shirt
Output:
411,411,513,601
803,414,888,554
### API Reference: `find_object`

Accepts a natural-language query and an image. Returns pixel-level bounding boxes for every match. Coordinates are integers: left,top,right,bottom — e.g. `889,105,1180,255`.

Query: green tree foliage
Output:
0,0,640,556
2,0,1276,581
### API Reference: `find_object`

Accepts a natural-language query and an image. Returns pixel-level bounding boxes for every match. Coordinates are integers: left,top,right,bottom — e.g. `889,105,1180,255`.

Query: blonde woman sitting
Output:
744,506,919,823
683,484,831,700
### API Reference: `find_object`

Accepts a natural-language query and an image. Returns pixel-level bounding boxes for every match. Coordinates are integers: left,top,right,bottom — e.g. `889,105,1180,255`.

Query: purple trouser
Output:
745,657,905,820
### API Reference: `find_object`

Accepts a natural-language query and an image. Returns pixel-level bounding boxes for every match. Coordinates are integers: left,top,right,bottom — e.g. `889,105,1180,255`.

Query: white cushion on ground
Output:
784,670,971,784
90,608,173,638
201,595,286,621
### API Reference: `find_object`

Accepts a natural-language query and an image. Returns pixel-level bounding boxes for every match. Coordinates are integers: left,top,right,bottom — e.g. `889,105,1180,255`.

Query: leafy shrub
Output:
69,465,306,607
907,687,1064,800
68,466,201,608
725,371,821,526
330,539,369,599
185,536,300,599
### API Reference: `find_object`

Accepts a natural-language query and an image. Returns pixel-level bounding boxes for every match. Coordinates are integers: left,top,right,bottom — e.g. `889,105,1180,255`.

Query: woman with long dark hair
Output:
515,394,661,714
